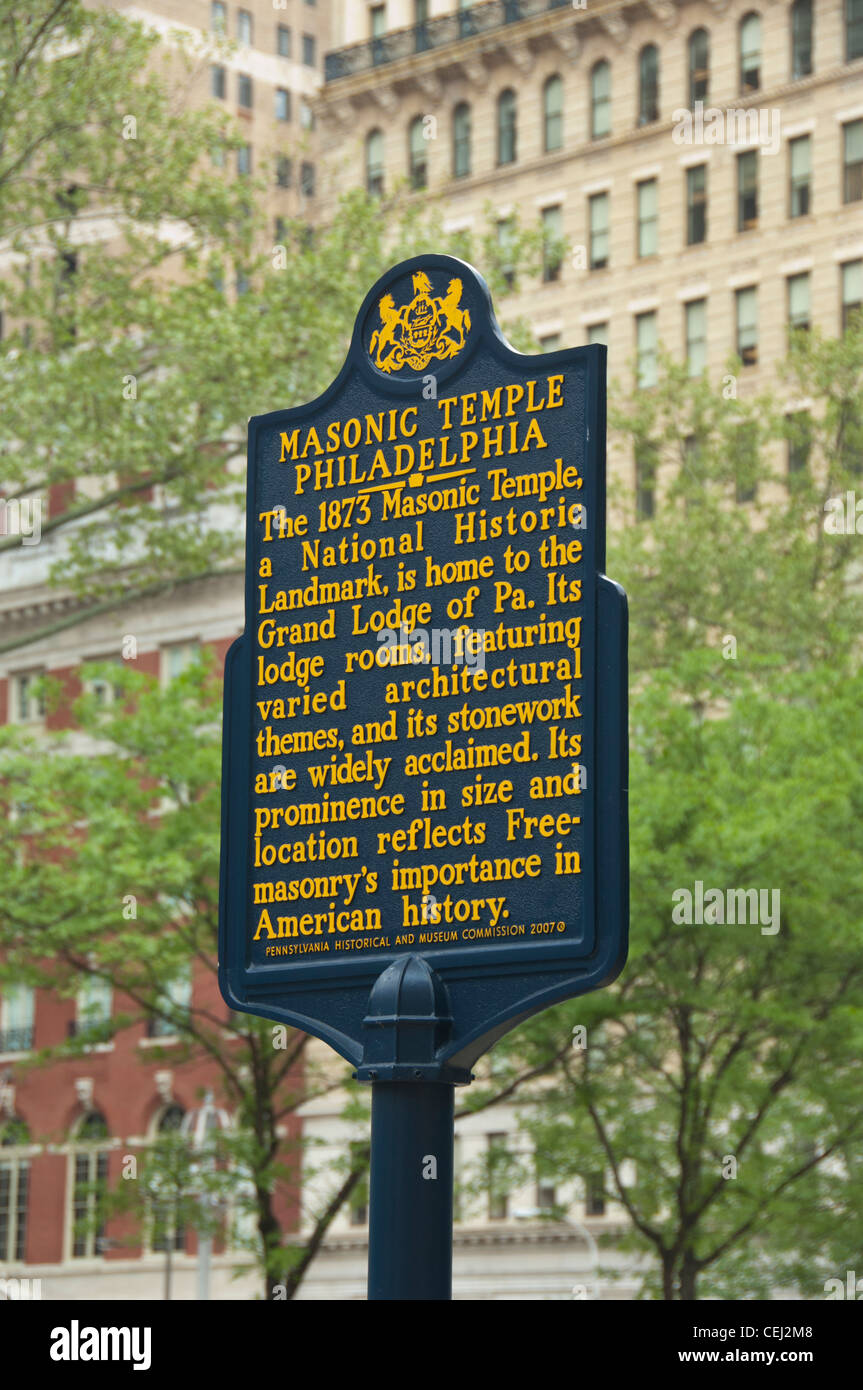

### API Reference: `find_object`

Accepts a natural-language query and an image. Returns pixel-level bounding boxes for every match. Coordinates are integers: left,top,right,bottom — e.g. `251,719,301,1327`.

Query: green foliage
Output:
487,331,863,1298
0,0,541,635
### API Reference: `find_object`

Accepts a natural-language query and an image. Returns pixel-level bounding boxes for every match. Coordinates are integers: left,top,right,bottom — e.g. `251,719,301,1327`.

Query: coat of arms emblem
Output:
369,271,471,373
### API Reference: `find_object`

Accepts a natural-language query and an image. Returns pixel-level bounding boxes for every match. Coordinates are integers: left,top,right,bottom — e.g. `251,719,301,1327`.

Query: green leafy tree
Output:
0,0,542,1299
0,0,540,651
464,330,863,1299
0,657,369,1299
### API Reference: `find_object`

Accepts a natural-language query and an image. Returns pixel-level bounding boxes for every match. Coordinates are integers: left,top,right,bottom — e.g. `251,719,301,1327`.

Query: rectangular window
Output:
635,444,657,520
453,108,470,178
636,311,657,389
302,34,316,66
370,4,386,38
541,205,564,283
847,0,863,61
300,162,315,197
588,322,608,346
685,299,707,377
787,272,810,335
276,155,293,189
792,1,813,79
737,150,758,230
736,286,758,365
683,435,703,497
591,61,611,139
0,985,35,1053
537,1180,557,1212
487,1133,509,1221
83,658,122,708
686,164,707,244
539,333,561,351
72,1150,108,1258
277,24,291,57
275,88,290,122
497,218,515,289
73,976,112,1038
161,641,199,686
237,9,253,45
842,259,862,331
147,969,192,1039
300,99,314,131
10,671,45,725
843,120,863,203
237,73,253,109
210,1,226,35
735,421,758,503
588,192,609,270
789,135,811,217
237,144,252,176
151,1199,185,1255
787,411,811,479
637,179,658,258
741,19,761,92
211,64,226,100
0,1159,29,1262
585,1173,606,1217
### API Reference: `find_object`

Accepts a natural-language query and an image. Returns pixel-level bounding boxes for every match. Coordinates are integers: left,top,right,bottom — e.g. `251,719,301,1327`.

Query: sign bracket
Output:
357,956,469,1299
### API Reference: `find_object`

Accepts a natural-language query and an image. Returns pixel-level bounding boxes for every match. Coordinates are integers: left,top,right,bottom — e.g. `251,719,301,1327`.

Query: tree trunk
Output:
255,1183,283,1301
679,1251,699,1300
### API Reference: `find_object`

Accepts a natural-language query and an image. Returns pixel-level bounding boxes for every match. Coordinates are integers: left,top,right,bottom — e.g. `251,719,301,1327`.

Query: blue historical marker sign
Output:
219,254,627,1076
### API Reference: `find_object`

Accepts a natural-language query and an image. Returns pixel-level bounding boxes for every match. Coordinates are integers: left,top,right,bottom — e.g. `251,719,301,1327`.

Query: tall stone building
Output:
317,0,863,426
116,0,331,232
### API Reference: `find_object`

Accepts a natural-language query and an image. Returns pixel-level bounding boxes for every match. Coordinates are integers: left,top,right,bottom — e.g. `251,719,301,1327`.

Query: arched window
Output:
453,102,471,178
688,28,709,106
0,1117,30,1262
77,1110,109,1141
365,129,384,196
497,88,517,166
791,0,813,80
543,74,563,152
638,45,659,126
158,1104,185,1133
71,1111,110,1259
408,115,427,189
150,1104,187,1255
590,60,611,139
740,13,762,93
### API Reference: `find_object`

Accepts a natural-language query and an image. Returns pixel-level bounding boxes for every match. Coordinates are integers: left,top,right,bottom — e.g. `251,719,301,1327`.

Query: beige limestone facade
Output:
316,0,863,414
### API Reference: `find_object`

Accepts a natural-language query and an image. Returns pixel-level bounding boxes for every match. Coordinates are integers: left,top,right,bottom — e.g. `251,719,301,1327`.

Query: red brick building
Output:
0,583,304,1298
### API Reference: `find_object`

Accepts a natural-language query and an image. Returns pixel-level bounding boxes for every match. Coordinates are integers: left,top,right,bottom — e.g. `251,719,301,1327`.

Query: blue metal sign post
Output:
219,255,628,1300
